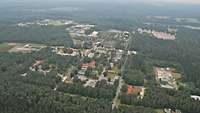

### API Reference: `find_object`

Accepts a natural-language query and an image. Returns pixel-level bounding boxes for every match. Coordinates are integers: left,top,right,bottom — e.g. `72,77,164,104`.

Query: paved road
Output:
112,35,133,110
112,76,123,109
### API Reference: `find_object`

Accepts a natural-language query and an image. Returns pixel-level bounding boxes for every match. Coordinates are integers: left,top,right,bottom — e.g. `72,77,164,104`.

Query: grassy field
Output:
155,109,165,113
106,67,120,79
0,43,13,52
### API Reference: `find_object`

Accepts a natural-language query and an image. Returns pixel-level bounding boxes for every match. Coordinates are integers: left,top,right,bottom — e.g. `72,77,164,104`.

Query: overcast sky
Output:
1,0,200,5
89,0,200,4
131,0,200,4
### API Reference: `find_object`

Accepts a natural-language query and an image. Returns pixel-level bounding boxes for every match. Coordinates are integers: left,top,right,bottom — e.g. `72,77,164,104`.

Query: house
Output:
76,69,88,81
78,75,88,81
88,53,95,58
84,79,98,87
161,84,174,89
78,69,86,75
127,85,145,99
56,48,79,56
83,49,91,56
113,49,123,62
33,60,44,67
110,63,114,68
95,47,107,54
127,85,142,95
30,60,44,71
90,31,99,37
123,31,130,38
82,61,96,69
95,42,102,46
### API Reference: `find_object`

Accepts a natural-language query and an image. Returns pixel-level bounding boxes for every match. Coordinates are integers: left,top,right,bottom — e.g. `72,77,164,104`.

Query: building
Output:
154,68,173,82
128,50,137,55
90,31,99,37
127,85,145,99
95,47,107,54
84,79,98,87
191,95,200,101
154,67,178,89
29,60,44,71
138,28,176,40
33,60,44,67
78,69,86,76
82,61,96,69
113,50,123,62
56,48,79,56
77,75,88,81
82,49,92,56
164,109,182,113
127,85,141,94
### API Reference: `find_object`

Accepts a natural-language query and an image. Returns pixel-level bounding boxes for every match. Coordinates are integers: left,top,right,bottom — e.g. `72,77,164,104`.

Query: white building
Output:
84,79,98,87
191,95,200,101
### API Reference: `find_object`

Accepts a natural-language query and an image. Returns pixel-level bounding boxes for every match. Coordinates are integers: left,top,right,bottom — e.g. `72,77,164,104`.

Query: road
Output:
98,68,107,81
112,34,133,110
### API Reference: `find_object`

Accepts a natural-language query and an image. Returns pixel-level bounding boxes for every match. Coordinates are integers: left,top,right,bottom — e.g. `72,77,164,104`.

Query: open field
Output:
8,43,46,53
106,67,120,80
0,43,14,52
107,73,117,80
175,18,200,24
155,109,165,113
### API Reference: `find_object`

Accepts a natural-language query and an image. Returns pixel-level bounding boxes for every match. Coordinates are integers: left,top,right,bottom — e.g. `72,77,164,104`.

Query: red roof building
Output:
127,85,142,95
82,61,96,69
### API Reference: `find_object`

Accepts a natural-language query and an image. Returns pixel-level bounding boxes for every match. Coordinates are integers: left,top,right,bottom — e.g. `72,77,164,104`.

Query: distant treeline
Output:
0,24,74,46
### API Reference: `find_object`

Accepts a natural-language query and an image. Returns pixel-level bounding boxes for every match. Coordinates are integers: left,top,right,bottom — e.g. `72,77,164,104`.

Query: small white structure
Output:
77,75,88,81
88,53,95,58
191,95,200,101
113,49,123,62
90,31,99,37
128,50,137,55
84,79,97,87
164,108,181,113
20,73,27,77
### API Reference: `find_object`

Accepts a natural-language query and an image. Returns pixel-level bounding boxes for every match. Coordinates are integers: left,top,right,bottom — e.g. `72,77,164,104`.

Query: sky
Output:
134,0,200,4
1,0,200,4
91,0,200,4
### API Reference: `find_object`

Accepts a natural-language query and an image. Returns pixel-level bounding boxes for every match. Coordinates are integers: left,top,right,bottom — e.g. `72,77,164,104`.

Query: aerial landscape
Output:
0,0,200,113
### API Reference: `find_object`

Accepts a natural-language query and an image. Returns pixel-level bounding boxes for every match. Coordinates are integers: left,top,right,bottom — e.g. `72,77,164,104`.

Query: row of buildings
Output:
138,28,176,40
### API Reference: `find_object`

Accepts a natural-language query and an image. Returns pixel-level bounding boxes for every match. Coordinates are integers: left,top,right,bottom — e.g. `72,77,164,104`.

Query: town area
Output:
1,19,200,113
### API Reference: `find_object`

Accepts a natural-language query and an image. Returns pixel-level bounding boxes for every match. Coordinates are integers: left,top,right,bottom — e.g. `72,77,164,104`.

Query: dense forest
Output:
0,49,156,113
130,28,200,95
0,24,74,46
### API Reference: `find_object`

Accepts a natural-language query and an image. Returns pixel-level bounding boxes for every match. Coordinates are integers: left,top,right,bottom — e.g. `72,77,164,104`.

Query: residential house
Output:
82,61,96,69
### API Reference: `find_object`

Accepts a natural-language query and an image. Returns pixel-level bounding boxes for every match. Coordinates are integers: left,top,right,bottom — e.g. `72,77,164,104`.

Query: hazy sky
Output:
133,0,200,4
94,0,200,4
1,0,200,5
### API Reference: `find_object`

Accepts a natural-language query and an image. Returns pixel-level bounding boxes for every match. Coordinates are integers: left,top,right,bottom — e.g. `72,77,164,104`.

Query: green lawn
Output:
155,109,165,113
